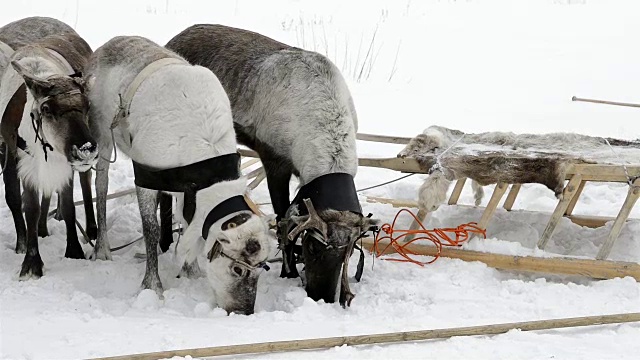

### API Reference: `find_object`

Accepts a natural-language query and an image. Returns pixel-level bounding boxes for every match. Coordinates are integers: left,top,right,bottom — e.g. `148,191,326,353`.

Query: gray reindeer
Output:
85,36,272,314
0,28,99,278
166,25,377,306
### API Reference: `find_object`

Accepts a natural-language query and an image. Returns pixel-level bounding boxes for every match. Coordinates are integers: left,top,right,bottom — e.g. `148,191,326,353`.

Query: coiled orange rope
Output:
372,208,487,266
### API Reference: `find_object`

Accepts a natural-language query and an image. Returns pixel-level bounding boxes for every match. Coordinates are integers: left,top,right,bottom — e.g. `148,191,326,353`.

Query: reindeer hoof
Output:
279,266,299,279
15,240,27,254
38,226,49,238
90,242,112,261
86,224,98,241
65,242,86,260
19,254,44,280
141,272,163,295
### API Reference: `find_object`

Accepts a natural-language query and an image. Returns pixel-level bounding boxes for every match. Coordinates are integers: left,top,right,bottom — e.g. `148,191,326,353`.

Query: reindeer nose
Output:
72,142,98,160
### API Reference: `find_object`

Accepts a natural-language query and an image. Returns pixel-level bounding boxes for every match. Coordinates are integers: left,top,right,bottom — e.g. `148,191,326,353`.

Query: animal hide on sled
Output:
398,125,640,212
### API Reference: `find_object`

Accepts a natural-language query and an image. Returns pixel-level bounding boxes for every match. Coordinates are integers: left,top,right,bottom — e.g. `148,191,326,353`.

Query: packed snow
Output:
2,1,640,359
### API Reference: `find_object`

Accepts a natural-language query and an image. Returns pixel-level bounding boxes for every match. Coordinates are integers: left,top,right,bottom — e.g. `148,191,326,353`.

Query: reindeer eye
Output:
40,103,51,115
232,265,245,277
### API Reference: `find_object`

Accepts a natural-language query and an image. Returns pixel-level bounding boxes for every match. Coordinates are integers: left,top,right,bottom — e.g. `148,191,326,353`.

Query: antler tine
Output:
288,198,328,241
339,239,356,307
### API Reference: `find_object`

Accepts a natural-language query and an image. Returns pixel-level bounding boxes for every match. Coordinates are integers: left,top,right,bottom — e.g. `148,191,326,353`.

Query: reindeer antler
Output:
288,198,328,242
339,239,356,307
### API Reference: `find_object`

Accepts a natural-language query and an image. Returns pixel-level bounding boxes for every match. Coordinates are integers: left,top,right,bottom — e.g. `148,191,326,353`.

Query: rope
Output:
602,137,639,188
429,133,465,174
356,173,415,192
371,208,486,266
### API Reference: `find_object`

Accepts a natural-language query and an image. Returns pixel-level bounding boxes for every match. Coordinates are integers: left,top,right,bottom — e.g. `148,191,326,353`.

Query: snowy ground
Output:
2,1,640,359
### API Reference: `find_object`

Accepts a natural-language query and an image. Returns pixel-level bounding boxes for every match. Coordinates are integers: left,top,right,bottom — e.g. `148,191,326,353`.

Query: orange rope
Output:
371,208,487,266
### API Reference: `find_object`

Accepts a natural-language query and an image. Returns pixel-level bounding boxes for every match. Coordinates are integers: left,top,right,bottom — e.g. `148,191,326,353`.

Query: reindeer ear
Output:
72,75,85,89
11,60,52,95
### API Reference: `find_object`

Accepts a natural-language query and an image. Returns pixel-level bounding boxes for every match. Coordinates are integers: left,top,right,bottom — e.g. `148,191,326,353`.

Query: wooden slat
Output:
448,178,467,205
565,180,587,216
596,179,640,260
356,133,412,144
241,158,260,170
362,238,640,281
248,170,267,190
476,182,509,233
503,184,521,211
537,175,583,250
238,148,259,158
363,197,618,229
245,166,264,180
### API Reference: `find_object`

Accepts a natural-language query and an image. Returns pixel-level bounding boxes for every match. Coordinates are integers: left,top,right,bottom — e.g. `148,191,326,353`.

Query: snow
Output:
2,1,640,359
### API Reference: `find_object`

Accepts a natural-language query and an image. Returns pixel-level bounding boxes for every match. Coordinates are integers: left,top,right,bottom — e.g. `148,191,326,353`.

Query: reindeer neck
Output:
195,178,247,215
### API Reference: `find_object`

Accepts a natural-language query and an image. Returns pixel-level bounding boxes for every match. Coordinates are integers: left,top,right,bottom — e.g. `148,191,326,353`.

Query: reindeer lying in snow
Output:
167,25,378,306
1,16,98,255
85,36,272,315
0,30,98,278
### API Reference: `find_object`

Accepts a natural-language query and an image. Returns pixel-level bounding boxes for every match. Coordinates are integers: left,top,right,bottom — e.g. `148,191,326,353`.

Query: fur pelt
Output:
400,125,640,211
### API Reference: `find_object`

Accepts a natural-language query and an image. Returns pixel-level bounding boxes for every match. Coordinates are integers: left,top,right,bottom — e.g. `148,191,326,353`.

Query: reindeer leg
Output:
53,195,64,221
137,186,163,294
19,185,43,279
262,159,296,279
2,144,26,253
158,193,173,253
60,178,85,259
80,170,98,240
38,194,51,237
92,156,112,261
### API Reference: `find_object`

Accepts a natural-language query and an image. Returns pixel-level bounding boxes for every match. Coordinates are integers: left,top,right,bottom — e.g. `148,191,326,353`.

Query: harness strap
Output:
291,173,362,216
132,152,242,223
0,41,13,58
202,195,253,240
0,41,14,78
111,57,184,148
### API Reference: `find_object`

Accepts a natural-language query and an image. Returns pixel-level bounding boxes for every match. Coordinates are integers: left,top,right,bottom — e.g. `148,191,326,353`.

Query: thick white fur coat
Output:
0,55,74,195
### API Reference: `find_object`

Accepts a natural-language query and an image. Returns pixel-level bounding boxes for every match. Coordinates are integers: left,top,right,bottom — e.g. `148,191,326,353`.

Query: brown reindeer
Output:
0,30,98,278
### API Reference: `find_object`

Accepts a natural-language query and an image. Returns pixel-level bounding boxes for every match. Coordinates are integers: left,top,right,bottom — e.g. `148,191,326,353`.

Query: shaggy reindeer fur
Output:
0,16,75,79
0,31,97,278
85,36,272,314
166,24,373,304
399,125,640,212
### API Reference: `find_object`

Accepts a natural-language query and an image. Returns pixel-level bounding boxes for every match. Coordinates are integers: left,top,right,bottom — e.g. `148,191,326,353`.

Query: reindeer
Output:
85,36,272,315
166,25,378,306
1,17,98,255
0,31,99,278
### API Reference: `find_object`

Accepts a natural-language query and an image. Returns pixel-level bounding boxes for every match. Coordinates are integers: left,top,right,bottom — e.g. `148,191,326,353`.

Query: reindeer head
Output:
11,60,98,171
178,191,274,315
289,199,378,306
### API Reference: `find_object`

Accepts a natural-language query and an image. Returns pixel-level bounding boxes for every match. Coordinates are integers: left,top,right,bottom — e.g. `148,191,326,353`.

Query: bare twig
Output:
572,96,640,108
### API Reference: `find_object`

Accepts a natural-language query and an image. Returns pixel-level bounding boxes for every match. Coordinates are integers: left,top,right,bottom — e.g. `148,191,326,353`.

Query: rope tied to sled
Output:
371,208,486,265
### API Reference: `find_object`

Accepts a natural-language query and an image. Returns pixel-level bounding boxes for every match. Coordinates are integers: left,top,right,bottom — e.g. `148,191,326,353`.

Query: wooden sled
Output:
238,133,640,281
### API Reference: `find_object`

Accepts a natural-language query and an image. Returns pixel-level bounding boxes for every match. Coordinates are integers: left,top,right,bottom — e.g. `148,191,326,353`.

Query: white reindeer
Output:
85,36,272,315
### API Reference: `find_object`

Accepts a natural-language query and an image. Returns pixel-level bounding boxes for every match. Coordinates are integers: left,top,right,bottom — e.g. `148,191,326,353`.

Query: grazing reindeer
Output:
85,36,272,314
166,25,377,306
0,31,99,278
1,17,98,252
